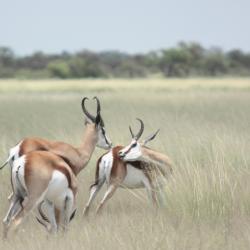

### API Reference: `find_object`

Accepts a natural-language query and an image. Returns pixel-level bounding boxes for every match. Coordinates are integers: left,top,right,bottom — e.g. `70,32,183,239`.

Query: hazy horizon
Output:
1,0,250,56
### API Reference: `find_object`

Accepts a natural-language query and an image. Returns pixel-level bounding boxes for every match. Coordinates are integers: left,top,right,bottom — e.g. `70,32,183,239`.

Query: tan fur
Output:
24,151,77,195
19,123,98,175
83,146,160,216
3,151,77,238
140,147,173,177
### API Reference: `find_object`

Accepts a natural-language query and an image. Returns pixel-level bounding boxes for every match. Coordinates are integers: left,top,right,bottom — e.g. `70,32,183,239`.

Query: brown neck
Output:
76,123,98,174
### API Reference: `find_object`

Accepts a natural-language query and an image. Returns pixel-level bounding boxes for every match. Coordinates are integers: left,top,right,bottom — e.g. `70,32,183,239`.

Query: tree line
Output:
0,42,250,79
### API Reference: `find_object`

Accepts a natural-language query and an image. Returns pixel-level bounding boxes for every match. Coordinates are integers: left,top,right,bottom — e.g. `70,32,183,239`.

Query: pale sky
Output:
0,0,250,55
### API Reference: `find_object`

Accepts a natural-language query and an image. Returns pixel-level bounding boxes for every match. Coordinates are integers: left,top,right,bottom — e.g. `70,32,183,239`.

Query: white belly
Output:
121,165,145,189
99,152,146,189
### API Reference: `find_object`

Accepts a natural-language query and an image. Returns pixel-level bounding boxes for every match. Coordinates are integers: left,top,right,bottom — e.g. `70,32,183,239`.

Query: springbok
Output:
1,97,112,229
1,97,112,175
83,119,172,216
3,151,77,239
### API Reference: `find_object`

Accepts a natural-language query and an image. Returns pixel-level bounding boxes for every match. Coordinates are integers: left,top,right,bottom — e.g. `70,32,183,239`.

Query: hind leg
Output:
36,200,57,233
5,195,44,238
8,192,14,202
61,193,74,231
45,201,57,233
2,195,23,239
12,196,39,228
83,179,105,217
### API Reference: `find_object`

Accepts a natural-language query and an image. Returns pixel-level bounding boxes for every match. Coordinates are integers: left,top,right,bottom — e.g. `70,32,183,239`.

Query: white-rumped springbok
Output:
1,97,112,230
83,119,172,216
1,97,112,175
3,151,77,239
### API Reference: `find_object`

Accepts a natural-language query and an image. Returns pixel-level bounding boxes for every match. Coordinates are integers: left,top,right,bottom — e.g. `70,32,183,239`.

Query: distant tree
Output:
1,42,250,78
159,48,191,77
177,42,205,75
17,51,52,70
203,48,227,76
0,47,15,67
47,60,70,78
68,57,106,78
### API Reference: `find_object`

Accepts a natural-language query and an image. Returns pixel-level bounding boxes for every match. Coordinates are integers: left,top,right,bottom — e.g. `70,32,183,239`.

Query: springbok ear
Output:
142,129,160,145
95,112,101,126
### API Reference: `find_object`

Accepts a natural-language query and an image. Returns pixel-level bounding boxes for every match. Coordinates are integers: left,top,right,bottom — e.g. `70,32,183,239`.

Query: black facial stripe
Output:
123,144,134,156
101,127,105,134
104,135,109,145
101,127,109,145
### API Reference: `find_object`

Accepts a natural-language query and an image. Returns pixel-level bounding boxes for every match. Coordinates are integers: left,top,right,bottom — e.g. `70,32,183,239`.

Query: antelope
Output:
1,97,112,229
83,119,172,216
1,97,112,175
3,150,77,239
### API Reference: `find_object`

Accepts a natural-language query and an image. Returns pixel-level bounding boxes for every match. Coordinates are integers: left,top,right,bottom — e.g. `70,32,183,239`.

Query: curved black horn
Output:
129,118,144,140
135,118,144,140
129,119,144,140
81,97,95,122
93,96,101,114
93,97,105,126
143,129,160,145
129,126,134,138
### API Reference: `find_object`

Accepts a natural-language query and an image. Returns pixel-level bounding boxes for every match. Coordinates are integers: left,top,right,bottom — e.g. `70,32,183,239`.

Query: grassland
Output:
0,78,250,250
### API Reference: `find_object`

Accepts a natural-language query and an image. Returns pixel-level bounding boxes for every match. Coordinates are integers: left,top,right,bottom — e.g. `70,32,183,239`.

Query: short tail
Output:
0,157,10,170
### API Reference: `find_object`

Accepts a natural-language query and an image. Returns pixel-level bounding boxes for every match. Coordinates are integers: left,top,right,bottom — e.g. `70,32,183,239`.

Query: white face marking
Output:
96,126,112,150
119,139,142,161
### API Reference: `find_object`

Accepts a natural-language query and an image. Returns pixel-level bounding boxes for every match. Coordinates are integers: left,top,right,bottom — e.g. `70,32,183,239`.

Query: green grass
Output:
0,79,250,249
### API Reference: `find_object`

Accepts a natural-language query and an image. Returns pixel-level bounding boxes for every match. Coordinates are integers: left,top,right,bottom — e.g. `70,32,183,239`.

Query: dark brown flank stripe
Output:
58,155,77,175
90,153,106,189
110,146,127,180
128,161,154,184
110,146,154,185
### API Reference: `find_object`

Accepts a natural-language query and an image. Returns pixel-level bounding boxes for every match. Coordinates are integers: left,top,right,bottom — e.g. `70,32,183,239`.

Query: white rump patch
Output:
99,151,113,184
12,155,27,194
8,141,23,167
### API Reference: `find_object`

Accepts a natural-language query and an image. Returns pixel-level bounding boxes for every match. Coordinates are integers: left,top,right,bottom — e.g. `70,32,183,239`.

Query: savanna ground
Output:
0,78,250,250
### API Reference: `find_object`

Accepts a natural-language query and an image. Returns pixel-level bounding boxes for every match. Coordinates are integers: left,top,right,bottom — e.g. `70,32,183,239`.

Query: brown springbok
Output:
1,97,112,229
3,151,77,239
83,119,172,216
1,97,112,175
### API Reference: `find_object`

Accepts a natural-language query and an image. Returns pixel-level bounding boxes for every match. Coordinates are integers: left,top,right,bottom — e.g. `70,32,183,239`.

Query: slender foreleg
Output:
95,183,118,214
83,179,105,217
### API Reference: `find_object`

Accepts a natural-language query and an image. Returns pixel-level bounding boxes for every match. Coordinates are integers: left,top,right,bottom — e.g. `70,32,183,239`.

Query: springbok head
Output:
118,118,159,161
81,97,112,149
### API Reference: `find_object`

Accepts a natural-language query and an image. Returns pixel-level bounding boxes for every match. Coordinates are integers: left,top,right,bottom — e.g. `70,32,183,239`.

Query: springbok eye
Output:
131,143,137,148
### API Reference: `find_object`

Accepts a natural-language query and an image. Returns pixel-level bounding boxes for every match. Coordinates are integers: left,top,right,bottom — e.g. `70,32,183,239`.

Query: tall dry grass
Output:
0,78,250,249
